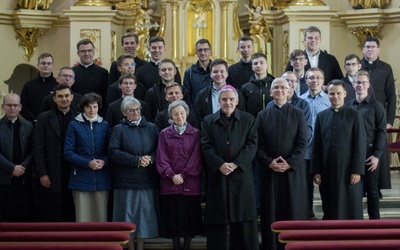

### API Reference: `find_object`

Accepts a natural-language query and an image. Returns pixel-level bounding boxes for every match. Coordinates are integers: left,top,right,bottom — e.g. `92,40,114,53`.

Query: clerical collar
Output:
6,116,18,123
80,62,94,68
273,101,286,108
151,60,161,66
241,58,252,64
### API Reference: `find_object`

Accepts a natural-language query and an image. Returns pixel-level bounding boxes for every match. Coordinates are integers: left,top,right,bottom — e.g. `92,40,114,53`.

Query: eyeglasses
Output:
285,79,297,83
345,63,358,67
127,107,141,113
39,62,53,66
290,57,306,62
307,76,324,81
79,49,94,54
123,63,136,67
355,81,369,85
272,85,289,90
196,48,211,53
4,104,20,108
59,74,75,79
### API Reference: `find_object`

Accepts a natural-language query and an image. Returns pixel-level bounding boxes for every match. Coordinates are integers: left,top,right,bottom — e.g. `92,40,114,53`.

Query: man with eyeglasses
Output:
361,36,396,129
289,49,309,95
227,36,255,90
349,70,389,220
106,54,146,105
105,73,151,128
183,38,213,105
0,93,35,222
342,54,375,105
108,32,148,86
285,26,343,87
35,84,78,222
72,38,109,116
135,36,181,92
312,80,366,220
257,78,309,250
40,67,83,113
20,52,58,123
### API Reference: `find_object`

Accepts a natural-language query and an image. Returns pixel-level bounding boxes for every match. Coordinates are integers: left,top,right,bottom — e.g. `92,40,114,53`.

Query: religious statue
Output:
245,4,273,51
251,0,275,10
117,0,159,59
188,0,213,16
349,0,391,9
17,0,53,10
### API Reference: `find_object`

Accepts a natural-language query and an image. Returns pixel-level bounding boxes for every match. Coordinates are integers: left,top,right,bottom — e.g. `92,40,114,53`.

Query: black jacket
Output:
0,117,34,185
34,108,79,193
241,74,275,118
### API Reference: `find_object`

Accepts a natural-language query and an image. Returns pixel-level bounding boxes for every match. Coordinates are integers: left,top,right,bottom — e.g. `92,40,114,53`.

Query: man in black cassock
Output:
312,80,366,220
201,85,259,250
256,78,309,250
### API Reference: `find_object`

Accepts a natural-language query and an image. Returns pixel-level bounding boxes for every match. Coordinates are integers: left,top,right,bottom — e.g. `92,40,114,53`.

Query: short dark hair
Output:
76,39,94,51
58,66,75,76
354,70,370,81
149,36,165,46
251,52,267,63
304,26,321,39
165,82,182,93
121,32,139,45
209,59,228,71
117,54,135,67
158,58,176,69
289,49,306,60
364,36,380,47
118,73,137,85
306,67,325,79
38,53,53,63
238,36,253,44
196,38,211,49
53,84,71,96
344,54,361,64
327,79,346,90
79,92,102,110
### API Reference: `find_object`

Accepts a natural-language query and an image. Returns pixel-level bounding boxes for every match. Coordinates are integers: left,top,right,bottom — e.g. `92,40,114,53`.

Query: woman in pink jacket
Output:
156,100,204,250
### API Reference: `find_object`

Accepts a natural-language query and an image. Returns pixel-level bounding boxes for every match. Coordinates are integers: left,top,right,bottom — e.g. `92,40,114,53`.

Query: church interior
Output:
0,0,399,101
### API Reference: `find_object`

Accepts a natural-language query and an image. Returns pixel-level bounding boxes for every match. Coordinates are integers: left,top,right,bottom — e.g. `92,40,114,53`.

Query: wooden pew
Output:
0,231,129,244
0,222,136,233
0,242,123,250
278,228,400,243
271,219,400,232
285,240,400,250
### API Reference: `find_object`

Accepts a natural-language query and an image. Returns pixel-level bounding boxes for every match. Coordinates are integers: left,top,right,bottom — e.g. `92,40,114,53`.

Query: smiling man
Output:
72,39,109,115
312,80,366,220
201,85,259,250
285,26,343,86
257,78,309,250
108,33,148,85
35,84,78,222
135,36,181,92
194,59,245,126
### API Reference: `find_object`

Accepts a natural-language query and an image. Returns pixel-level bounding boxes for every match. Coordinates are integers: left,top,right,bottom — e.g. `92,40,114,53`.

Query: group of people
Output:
0,25,395,250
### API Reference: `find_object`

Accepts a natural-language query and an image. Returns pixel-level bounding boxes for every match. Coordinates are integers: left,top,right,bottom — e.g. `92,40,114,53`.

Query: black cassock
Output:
312,105,366,220
256,103,309,250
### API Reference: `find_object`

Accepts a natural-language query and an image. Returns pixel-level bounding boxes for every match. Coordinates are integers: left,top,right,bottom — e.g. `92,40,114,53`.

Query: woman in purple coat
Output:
156,100,204,250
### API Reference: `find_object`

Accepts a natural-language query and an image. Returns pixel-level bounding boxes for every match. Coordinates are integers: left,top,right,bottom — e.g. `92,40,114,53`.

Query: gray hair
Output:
121,96,141,114
271,77,290,89
168,100,189,118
